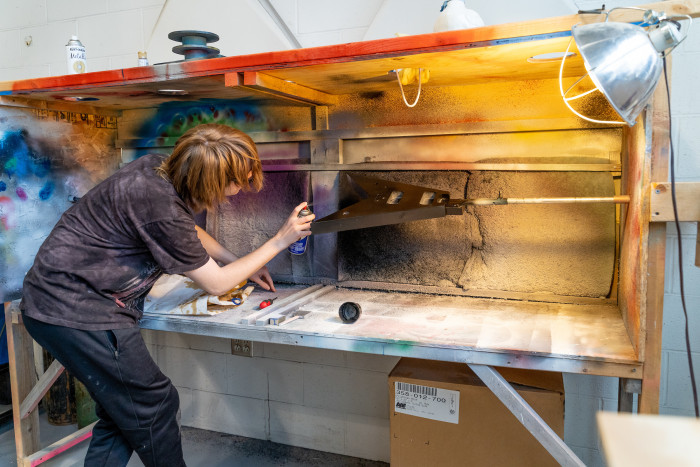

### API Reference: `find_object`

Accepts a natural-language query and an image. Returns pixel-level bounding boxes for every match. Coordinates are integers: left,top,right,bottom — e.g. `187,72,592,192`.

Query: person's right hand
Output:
273,202,315,250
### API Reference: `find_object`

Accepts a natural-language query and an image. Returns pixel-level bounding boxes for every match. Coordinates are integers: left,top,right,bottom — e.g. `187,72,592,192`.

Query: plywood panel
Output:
343,129,622,165
650,182,700,221
264,35,588,94
618,116,648,358
329,78,618,130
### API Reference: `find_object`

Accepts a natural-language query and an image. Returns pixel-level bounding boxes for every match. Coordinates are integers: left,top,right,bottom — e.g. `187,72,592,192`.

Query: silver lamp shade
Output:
572,22,662,125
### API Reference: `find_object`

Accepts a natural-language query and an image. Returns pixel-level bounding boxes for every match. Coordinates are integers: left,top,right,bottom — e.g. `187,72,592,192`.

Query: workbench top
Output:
140,283,640,378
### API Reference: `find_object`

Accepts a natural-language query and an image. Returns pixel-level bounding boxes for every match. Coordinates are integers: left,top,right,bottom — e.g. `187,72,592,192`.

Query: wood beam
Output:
225,71,337,106
650,182,700,222
0,95,122,117
640,69,671,414
19,359,65,420
638,0,700,18
4,305,40,465
26,422,95,466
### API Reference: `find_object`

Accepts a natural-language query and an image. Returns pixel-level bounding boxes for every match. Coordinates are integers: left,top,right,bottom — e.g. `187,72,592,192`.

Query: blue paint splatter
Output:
39,181,55,200
0,130,53,180
137,100,269,148
33,157,51,178
0,181,6,192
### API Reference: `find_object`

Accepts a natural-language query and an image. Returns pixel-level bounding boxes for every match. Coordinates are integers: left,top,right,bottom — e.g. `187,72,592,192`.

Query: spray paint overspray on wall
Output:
128,100,307,161
0,108,119,301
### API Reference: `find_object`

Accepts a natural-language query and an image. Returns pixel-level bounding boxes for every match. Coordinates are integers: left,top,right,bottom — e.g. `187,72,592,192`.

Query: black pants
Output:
23,314,186,467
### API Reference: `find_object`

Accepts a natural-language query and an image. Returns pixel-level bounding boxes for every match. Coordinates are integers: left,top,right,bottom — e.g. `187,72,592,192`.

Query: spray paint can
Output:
66,36,87,74
137,51,149,66
288,206,312,255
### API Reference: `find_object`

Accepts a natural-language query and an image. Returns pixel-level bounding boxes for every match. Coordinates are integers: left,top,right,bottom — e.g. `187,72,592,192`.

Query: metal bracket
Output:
310,173,452,234
618,378,642,412
310,173,631,234
468,364,585,467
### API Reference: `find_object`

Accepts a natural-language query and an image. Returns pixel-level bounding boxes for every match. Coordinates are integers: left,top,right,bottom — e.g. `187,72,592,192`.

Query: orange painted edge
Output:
2,0,696,94
3,18,581,94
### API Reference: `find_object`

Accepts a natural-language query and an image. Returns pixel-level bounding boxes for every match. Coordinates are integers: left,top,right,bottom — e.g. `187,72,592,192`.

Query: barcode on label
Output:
396,382,437,396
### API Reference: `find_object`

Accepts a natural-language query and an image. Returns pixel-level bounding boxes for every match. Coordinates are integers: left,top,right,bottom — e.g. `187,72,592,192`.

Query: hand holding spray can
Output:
288,205,312,255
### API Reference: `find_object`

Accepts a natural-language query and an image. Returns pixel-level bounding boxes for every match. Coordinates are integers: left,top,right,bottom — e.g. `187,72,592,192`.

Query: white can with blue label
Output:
288,206,312,255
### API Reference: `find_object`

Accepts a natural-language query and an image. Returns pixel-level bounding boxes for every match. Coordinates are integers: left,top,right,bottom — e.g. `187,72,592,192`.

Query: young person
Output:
20,124,313,466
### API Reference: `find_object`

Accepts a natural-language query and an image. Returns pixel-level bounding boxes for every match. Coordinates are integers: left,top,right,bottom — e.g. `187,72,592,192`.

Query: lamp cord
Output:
663,56,699,418
395,69,422,108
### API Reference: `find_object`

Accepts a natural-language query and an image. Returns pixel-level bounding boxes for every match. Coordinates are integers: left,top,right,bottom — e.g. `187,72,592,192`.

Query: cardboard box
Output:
389,358,564,467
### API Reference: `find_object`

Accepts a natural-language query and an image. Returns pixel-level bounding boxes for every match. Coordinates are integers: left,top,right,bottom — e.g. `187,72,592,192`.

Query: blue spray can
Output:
288,206,312,255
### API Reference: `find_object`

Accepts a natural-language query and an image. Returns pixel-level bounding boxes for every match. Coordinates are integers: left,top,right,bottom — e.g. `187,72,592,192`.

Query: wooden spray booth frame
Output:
4,2,700,465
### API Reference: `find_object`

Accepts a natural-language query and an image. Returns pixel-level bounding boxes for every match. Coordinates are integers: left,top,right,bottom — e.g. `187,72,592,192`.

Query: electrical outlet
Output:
231,339,253,357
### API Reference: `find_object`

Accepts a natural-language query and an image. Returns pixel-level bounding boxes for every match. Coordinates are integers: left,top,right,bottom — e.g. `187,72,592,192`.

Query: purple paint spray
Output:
15,187,27,201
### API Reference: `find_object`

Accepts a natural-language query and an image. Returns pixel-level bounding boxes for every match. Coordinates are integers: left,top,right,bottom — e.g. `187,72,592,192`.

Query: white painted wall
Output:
146,0,293,64
1,1,699,465
0,0,166,79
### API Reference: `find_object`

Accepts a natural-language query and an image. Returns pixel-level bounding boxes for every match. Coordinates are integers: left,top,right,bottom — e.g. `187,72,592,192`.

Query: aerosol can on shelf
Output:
288,206,312,255
137,51,149,66
66,36,87,74
433,0,484,32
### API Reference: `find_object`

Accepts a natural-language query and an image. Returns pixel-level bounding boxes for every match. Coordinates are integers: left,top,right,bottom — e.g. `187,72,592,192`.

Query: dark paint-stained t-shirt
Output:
20,154,210,330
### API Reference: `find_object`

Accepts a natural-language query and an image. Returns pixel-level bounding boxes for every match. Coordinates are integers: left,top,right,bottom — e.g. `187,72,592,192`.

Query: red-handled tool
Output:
259,297,277,309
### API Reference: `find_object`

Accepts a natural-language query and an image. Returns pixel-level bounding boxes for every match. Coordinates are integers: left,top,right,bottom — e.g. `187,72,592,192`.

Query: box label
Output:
394,381,459,424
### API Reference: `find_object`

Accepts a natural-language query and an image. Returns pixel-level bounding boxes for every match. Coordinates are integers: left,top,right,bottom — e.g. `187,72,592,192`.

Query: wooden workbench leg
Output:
5,303,41,467
640,223,667,413
468,364,585,467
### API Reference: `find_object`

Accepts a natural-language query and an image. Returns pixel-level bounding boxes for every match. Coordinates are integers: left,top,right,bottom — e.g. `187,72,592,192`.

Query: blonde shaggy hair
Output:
157,124,263,211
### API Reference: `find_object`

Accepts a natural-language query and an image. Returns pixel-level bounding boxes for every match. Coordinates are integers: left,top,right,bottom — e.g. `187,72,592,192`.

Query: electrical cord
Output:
663,56,699,418
395,69,422,108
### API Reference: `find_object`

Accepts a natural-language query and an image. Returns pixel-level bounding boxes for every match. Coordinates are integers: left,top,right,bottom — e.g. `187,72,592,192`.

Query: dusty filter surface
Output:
338,171,615,298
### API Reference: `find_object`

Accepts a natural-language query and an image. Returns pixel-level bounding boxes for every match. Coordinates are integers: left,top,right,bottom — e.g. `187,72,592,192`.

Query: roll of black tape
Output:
339,302,362,323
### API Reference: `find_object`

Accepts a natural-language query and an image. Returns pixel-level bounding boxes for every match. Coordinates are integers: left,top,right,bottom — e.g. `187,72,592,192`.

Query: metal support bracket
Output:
467,364,585,467
618,378,642,412
311,173,631,234
311,174,452,234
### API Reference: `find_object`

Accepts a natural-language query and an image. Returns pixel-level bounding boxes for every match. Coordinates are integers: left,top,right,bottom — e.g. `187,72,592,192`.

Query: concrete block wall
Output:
0,0,164,81
563,375,620,466
141,329,398,462
270,0,385,47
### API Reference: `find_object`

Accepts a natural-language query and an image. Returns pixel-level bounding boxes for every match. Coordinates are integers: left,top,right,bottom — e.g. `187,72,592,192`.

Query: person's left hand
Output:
249,265,275,292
